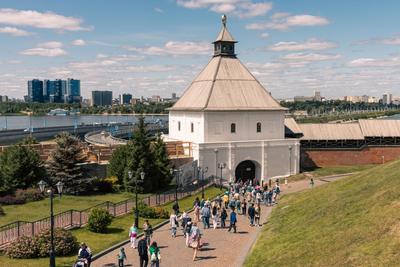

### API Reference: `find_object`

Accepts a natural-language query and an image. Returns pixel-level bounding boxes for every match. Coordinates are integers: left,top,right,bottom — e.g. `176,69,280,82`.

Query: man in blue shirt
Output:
228,207,237,233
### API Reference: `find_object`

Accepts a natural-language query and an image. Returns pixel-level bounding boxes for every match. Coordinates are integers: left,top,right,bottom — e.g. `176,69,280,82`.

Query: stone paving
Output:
92,175,348,267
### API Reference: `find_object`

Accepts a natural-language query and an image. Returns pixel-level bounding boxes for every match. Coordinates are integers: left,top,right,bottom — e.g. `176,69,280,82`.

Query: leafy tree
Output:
108,143,134,189
18,136,38,145
152,133,172,188
0,144,45,195
46,132,88,194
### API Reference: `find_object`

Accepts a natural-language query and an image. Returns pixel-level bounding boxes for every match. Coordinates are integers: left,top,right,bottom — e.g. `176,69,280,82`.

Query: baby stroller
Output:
73,258,88,267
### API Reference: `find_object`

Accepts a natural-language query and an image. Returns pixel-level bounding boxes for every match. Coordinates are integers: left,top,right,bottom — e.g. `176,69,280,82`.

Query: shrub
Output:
0,195,26,205
5,236,38,259
88,208,112,233
134,202,169,219
15,188,45,202
154,207,170,219
35,228,78,257
5,228,78,259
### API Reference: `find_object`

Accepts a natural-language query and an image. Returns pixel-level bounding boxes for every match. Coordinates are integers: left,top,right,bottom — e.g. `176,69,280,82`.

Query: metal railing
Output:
0,180,213,247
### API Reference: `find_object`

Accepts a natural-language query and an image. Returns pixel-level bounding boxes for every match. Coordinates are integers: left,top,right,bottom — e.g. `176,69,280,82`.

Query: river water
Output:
0,114,168,130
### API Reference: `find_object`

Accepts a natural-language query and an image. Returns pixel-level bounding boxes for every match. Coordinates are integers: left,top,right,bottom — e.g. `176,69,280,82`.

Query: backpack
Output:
138,240,147,256
276,187,280,194
150,248,158,262
190,227,199,240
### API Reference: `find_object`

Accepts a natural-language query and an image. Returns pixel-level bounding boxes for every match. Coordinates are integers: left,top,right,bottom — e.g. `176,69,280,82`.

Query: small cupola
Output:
213,14,237,57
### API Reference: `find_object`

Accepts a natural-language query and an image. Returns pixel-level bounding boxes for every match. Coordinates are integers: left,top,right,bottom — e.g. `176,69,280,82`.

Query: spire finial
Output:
222,14,227,27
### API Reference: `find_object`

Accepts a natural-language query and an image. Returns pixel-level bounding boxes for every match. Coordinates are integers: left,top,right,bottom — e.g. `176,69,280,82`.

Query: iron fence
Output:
0,180,213,247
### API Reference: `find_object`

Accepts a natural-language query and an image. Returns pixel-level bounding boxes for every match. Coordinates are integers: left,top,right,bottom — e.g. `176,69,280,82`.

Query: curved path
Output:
93,174,349,267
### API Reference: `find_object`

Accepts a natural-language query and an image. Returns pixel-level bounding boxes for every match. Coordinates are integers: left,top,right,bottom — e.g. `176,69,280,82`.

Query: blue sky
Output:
0,0,399,100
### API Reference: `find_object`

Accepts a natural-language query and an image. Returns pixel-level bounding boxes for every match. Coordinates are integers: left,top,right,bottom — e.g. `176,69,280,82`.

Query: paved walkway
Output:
93,175,348,267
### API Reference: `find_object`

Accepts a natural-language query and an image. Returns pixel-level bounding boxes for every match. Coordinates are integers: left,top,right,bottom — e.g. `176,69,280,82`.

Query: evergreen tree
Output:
127,115,161,192
153,133,172,188
47,132,87,194
0,144,45,195
108,142,135,191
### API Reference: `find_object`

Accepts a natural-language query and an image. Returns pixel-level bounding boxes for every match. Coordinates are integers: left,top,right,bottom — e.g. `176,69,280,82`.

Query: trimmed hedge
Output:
5,228,78,259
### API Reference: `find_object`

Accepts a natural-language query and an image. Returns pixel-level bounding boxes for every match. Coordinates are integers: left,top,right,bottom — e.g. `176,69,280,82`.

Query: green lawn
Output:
244,161,400,267
0,186,222,267
286,164,376,182
0,192,150,226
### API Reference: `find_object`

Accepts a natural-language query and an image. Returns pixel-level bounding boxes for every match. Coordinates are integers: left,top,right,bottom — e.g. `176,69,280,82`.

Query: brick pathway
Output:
92,175,348,267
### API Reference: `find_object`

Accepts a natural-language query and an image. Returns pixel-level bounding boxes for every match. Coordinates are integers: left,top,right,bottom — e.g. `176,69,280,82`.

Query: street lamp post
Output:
38,180,64,267
129,171,145,227
170,168,183,205
217,162,226,190
214,149,218,183
289,145,293,176
197,166,208,198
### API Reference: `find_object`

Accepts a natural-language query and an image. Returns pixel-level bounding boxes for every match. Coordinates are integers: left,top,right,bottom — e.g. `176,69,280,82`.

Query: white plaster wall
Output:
169,111,205,143
194,139,299,183
204,111,285,143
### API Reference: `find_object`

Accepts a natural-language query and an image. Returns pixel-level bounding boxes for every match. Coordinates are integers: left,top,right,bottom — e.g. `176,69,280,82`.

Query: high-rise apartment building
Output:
120,93,132,105
27,79,81,103
382,93,393,105
27,79,44,102
92,90,112,106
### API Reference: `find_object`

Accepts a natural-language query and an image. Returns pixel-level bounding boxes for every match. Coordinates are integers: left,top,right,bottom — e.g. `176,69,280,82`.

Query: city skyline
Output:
0,0,400,99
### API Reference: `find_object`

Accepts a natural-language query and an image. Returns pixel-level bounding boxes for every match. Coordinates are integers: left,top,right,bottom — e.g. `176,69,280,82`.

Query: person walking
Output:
194,204,200,223
201,204,211,229
212,204,219,229
129,223,138,248
255,203,261,226
143,220,153,246
170,212,178,238
227,208,237,233
148,241,161,267
137,236,148,267
185,219,193,246
267,189,273,206
180,211,189,235
173,201,180,215
310,178,315,188
78,242,92,267
241,198,246,215
223,194,229,209
117,247,127,267
248,203,255,226
220,207,227,228
189,222,201,261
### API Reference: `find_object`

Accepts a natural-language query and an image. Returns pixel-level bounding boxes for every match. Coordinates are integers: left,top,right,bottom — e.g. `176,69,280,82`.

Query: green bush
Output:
88,208,112,233
134,202,169,219
5,228,78,259
35,228,78,257
15,188,45,202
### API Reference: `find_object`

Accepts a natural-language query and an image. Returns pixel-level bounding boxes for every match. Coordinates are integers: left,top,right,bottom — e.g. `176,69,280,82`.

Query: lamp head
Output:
56,181,64,194
38,180,46,193
140,171,145,180
128,170,132,179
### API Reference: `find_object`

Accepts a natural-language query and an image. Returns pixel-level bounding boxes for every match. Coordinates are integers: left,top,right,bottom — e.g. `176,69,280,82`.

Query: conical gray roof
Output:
170,56,285,111
214,26,236,43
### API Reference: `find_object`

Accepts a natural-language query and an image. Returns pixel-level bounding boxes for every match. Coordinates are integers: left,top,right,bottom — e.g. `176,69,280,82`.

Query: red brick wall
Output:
301,146,400,168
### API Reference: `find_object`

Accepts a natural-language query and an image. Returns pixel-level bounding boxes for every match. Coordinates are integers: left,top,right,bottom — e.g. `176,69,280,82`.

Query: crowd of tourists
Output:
75,179,283,266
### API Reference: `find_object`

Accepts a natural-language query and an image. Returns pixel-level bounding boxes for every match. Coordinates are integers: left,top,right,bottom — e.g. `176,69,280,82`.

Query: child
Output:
117,247,127,267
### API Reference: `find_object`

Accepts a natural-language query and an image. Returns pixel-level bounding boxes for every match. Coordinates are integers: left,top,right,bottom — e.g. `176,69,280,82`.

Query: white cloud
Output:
0,26,32,36
281,52,341,62
348,56,400,67
176,0,272,18
127,41,211,56
260,32,269,38
0,8,92,31
381,37,400,45
246,13,329,30
126,65,175,72
154,7,164,13
72,39,86,46
269,39,337,51
20,41,66,57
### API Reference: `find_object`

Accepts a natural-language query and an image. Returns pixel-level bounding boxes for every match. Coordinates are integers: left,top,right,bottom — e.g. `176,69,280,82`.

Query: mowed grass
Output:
0,186,222,267
286,164,376,182
0,192,150,226
244,161,400,267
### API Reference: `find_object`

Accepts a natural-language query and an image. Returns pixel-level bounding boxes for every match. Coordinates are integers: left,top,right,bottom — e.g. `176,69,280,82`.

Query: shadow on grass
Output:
106,227,124,234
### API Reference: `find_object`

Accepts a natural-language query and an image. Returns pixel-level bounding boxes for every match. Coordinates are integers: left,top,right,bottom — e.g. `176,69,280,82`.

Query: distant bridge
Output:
0,123,131,145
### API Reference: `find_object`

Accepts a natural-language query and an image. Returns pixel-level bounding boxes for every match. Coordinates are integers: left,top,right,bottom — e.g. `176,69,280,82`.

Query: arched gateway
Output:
235,160,255,183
